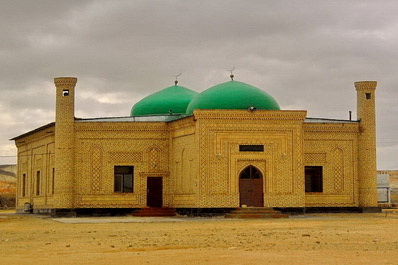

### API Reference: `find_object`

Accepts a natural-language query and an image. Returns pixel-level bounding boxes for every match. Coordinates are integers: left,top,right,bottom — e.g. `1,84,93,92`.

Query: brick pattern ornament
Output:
12,78,379,211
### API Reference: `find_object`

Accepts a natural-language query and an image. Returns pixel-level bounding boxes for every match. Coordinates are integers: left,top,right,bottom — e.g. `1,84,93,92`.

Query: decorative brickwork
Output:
304,153,326,163
14,127,55,209
47,149,55,197
169,118,198,207
303,125,358,206
110,152,143,163
54,77,77,208
355,81,378,207
196,110,306,208
332,148,344,191
13,79,379,211
147,147,160,170
90,146,102,192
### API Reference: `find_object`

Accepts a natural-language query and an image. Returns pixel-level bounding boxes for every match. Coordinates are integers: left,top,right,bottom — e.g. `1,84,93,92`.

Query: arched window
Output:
240,165,262,179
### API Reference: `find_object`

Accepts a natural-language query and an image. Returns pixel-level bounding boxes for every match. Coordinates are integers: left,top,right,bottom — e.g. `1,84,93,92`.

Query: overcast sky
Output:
0,0,397,169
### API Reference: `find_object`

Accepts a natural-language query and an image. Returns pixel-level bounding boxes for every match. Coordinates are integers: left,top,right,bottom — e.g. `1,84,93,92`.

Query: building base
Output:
15,206,382,217
359,207,382,213
276,207,382,214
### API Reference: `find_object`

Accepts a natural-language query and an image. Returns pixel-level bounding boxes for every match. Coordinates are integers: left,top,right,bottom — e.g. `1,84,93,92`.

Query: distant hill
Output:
0,164,16,207
0,164,17,181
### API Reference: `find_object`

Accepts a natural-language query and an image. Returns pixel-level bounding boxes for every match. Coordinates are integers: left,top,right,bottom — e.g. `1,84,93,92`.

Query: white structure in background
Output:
377,173,391,204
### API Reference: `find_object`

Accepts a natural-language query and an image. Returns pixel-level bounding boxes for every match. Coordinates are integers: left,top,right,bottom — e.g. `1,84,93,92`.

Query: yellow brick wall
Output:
169,117,198,207
194,109,307,208
356,81,378,207
74,122,169,208
14,113,373,210
54,77,77,208
14,126,55,210
303,123,359,206
13,79,378,210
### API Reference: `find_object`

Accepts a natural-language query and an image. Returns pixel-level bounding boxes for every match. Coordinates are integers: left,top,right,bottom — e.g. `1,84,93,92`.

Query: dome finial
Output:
174,72,182,86
228,67,235,81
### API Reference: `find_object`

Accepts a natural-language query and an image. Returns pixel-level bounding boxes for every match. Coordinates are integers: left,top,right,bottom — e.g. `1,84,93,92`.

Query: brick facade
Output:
13,78,379,211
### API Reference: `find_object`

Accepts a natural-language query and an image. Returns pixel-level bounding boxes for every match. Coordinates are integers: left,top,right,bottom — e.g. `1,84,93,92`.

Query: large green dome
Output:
131,85,199,116
186,81,280,115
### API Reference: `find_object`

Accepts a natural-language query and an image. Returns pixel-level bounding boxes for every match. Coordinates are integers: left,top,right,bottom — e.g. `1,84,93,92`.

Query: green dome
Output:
131,85,199,116
186,81,280,115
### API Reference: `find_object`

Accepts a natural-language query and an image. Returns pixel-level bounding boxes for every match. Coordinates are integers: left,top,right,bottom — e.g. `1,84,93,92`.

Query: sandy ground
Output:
1,210,398,265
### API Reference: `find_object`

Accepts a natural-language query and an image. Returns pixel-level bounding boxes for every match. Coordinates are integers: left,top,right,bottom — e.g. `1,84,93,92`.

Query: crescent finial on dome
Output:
130,82,198,116
185,80,280,115
228,67,235,81
174,72,182,86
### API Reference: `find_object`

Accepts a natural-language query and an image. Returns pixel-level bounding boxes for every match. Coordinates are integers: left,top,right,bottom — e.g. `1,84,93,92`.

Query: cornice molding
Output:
304,123,359,133
355,81,377,90
54,77,77,88
193,110,307,121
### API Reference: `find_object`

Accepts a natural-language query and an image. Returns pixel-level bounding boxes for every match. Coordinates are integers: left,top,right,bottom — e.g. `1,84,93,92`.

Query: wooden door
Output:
147,177,163,207
239,166,264,207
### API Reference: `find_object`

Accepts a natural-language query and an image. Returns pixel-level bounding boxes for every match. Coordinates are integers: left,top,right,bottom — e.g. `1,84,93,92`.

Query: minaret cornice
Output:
54,77,77,88
354,81,377,90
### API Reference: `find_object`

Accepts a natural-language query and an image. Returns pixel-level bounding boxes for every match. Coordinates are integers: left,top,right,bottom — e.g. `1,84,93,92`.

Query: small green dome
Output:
186,81,280,115
131,85,199,116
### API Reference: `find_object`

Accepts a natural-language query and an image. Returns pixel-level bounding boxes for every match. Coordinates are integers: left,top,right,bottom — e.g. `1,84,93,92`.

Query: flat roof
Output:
11,116,359,141
10,122,55,141
75,115,184,122
305,117,359,124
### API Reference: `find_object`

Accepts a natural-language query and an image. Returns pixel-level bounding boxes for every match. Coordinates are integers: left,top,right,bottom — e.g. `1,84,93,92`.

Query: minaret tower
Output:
54,77,77,210
355,81,378,208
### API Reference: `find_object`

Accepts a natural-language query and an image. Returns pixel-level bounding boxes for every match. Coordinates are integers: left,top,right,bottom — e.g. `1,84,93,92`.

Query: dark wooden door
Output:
239,166,264,207
147,177,163,207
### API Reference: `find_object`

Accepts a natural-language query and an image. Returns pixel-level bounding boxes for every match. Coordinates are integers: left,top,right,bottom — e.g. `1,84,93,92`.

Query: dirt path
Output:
1,211,398,264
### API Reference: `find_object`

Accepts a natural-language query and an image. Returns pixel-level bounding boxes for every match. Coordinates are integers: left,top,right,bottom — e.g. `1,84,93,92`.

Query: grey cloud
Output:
0,0,397,168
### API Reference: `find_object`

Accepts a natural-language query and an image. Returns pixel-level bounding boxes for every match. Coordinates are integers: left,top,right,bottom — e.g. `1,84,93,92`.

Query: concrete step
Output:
131,207,176,217
225,207,289,219
225,213,288,219
229,207,281,213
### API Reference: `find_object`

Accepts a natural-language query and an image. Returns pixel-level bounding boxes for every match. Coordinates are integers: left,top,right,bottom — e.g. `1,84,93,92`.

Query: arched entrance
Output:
239,165,264,207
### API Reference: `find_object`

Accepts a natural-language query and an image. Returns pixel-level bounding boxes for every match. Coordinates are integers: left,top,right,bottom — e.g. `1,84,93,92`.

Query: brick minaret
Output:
54,77,77,209
355,81,378,208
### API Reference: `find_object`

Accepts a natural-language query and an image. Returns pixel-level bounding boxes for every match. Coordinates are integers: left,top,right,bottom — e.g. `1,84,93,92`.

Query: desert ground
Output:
1,210,398,265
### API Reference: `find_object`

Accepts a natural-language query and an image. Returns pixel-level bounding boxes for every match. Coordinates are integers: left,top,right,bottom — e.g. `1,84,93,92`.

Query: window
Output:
239,145,264,152
62,89,69,96
36,171,41,196
305,166,323,192
365,93,371,99
114,166,134,193
51,168,55,194
240,165,262,179
22,174,27,197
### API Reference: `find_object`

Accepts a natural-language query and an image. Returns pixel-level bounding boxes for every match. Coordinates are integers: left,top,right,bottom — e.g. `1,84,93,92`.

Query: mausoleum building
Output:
12,77,379,214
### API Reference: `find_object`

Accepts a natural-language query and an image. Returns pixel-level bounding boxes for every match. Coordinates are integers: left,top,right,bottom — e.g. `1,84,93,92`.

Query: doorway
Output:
147,177,163,207
239,165,264,207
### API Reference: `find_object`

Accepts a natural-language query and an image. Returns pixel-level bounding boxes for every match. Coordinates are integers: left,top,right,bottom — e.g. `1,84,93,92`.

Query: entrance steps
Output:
131,207,176,217
225,207,289,219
